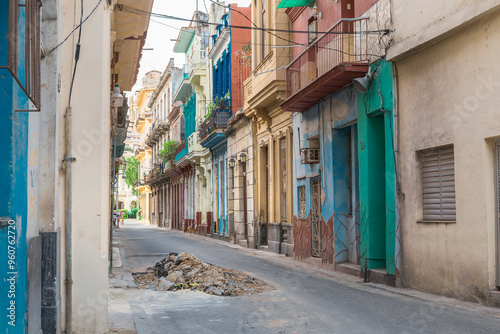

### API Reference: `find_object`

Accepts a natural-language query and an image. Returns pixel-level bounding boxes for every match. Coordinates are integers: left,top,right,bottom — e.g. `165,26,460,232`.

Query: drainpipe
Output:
392,62,402,279
64,106,74,334
110,122,117,269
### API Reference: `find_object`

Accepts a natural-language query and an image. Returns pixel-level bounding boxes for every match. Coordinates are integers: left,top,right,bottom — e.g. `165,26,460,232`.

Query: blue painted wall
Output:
175,93,196,162
0,2,31,330
292,87,360,264
212,142,227,236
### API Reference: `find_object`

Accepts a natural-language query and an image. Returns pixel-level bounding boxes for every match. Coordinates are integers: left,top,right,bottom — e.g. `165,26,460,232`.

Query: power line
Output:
68,0,84,107
117,4,390,36
124,4,384,58
47,0,104,55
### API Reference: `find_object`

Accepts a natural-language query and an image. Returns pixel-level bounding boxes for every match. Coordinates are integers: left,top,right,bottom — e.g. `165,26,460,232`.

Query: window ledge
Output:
417,220,456,224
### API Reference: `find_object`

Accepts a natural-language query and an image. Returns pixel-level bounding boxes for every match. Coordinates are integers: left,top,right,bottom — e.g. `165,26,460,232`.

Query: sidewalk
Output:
108,220,142,333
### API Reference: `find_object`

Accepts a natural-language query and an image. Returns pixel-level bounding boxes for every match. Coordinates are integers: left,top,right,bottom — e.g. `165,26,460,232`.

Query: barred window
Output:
298,186,306,220
420,145,456,222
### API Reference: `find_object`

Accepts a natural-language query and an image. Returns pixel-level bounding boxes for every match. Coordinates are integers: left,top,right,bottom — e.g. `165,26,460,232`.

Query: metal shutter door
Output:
422,146,456,221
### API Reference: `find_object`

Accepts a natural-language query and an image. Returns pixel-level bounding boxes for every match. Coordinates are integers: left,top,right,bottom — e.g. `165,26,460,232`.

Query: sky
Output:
131,0,251,93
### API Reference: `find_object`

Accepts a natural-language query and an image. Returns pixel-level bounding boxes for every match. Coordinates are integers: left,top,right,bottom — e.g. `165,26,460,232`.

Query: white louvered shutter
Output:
421,146,456,221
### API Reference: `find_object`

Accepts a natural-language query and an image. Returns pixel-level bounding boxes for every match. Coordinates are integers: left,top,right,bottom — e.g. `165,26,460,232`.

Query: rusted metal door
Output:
311,177,321,257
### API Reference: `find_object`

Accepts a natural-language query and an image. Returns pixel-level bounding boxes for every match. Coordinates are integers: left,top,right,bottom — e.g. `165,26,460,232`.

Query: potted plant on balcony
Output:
158,140,180,166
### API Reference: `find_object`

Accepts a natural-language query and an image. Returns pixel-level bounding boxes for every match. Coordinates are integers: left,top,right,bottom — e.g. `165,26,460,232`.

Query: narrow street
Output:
109,220,500,333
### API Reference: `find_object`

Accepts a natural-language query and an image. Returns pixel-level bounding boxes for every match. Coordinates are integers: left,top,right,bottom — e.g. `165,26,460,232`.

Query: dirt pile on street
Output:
132,252,271,296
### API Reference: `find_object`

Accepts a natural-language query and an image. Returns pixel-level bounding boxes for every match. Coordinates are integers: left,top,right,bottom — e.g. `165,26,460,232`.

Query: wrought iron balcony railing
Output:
198,110,231,142
286,17,368,99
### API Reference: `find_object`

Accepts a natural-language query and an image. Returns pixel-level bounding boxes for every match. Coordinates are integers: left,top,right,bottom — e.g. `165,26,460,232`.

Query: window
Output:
308,18,317,42
298,186,306,219
4,0,42,110
420,145,456,222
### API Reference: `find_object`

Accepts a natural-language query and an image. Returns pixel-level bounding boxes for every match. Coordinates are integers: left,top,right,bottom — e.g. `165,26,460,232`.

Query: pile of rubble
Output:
133,252,271,296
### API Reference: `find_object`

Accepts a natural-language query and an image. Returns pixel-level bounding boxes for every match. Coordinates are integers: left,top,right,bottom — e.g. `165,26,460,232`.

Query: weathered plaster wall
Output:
59,2,111,331
227,116,255,246
396,11,500,302
292,87,360,265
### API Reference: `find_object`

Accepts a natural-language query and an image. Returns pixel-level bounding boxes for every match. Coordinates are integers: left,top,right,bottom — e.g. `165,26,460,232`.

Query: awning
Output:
277,0,313,8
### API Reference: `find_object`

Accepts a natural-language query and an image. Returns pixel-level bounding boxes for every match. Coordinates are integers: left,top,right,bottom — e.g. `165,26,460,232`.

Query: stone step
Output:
336,262,362,278
238,240,248,248
367,268,396,286
488,290,500,307
258,245,269,251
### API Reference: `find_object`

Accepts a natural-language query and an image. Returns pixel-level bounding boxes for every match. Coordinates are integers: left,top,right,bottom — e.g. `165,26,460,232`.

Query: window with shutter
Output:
420,145,456,222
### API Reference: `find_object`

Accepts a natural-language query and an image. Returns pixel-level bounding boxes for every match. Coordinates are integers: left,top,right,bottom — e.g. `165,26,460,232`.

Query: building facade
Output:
146,59,181,228
200,3,252,240
243,0,294,255
0,0,153,332
387,0,500,305
130,71,161,224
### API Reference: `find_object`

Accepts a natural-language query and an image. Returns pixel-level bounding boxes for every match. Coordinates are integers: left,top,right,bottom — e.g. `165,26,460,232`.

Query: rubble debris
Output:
132,252,271,296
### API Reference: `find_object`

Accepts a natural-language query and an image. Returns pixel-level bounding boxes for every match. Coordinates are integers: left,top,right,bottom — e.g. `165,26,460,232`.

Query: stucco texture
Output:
396,11,500,302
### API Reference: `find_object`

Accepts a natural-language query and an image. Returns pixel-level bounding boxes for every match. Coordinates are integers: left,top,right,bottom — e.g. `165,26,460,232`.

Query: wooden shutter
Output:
421,145,456,221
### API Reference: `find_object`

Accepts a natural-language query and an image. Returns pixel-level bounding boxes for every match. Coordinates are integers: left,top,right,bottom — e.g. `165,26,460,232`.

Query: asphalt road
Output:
115,220,500,334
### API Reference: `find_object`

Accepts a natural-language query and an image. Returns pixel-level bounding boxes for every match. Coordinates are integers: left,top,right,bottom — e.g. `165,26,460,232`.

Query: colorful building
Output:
131,71,161,225
173,11,210,231
280,0,397,281
146,59,181,228
201,3,252,240
244,0,294,255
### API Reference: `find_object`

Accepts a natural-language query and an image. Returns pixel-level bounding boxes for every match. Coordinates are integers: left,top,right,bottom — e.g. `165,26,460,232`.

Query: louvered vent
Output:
421,145,456,221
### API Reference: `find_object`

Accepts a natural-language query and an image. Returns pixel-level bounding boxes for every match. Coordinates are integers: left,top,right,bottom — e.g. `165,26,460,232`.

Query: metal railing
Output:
198,110,231,142
286,17,368,98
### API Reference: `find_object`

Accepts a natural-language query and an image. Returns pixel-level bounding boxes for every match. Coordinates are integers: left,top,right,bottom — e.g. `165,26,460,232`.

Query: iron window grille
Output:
1,0,42,111
300,148,320,164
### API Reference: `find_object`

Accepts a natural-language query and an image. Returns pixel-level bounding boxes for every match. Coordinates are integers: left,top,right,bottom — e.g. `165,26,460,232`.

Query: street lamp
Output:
228,156,236,168
239,150,248,163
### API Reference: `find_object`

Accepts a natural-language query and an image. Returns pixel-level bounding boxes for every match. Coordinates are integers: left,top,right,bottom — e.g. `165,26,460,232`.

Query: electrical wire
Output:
128,5,384,58
68,0,84,107
48,0,103,56
118,4,391,36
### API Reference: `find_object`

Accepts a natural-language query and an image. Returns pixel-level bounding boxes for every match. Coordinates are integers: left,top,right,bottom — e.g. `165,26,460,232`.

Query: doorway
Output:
260,145,269,245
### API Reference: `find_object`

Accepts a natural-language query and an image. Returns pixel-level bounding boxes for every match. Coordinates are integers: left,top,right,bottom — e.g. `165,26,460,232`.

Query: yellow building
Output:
129,71,161,224
243,0,294,255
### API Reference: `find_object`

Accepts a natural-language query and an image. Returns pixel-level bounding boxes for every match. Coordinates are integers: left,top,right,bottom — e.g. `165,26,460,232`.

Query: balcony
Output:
173,65,190,102
281,18,369,113
146,162,173,185
145,120,170,147
198,110,231,149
